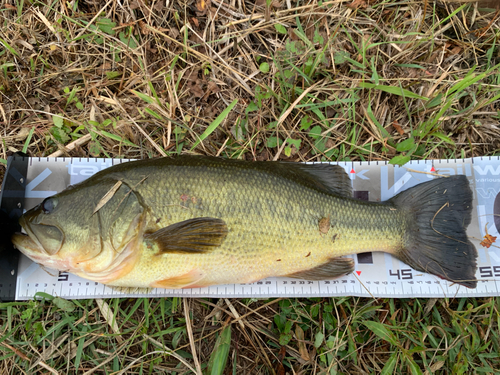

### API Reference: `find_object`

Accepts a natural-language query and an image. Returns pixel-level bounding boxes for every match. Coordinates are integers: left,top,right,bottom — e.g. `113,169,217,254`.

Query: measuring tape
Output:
3,156,500,300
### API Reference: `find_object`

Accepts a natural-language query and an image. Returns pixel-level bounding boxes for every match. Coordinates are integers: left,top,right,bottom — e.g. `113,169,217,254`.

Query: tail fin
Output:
390,175,478,288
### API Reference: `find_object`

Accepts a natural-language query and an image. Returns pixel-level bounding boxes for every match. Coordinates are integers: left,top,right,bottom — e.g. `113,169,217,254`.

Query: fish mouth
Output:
15,215,64,256
12,231,72,271
12,232,42,257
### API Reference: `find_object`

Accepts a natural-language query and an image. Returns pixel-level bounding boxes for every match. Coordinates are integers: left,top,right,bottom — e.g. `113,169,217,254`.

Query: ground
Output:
1,0,500,373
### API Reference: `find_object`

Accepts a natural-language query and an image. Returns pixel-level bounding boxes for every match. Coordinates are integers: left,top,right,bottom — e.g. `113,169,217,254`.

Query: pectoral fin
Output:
145,217,228,254
286,257,354,280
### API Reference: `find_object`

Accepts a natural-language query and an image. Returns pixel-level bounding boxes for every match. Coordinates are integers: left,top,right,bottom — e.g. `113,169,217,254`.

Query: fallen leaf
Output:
276,346,286,375
130,0,141,10
203,104,218,119
209,7,219,19
96,62,112,75
195,0,210,15
289,28,300,41
203,81,220,101
1,342,29,360
480,233,497,248
185,70,204,98
188,80,204,98
163,28,180,45
154,0,165,11
346,0,367,9
305,24,315,41
189,32,206,53
325,138,335,149
256,149,269,161
392,120,404,136
295,325,310,361
138,21,149,35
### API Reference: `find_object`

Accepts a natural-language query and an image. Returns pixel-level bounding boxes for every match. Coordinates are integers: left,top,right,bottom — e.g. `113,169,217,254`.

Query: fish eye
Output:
42,197,58,214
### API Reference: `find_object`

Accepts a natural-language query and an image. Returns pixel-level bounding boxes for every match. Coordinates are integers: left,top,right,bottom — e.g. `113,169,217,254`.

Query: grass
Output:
2,297,500,373
1,0,500,373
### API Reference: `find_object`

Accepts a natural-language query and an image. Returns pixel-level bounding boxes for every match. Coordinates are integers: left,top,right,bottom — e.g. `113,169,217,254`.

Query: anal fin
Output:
150,269,206,289
286,257,354,280
109,286,153,294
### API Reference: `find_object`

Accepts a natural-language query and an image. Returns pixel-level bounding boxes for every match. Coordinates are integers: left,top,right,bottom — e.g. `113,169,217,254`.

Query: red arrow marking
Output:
430,166,436,172
356,271,361,276
350,169,355,174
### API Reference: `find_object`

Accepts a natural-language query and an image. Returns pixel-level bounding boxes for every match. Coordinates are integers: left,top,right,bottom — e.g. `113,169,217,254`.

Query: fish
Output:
11,156,478,289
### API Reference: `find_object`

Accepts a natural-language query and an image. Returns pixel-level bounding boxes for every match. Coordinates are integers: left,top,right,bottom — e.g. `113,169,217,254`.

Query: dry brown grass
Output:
1,0,499,164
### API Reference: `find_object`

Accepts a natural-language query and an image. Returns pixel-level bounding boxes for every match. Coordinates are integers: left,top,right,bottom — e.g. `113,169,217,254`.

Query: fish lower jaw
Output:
23,252,71,271
12,233,64,267
12,233,38,253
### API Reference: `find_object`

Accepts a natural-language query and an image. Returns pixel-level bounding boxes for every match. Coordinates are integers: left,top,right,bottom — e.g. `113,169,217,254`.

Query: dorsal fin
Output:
207,157,353,197
276,163,352,197
224,158,352,197
104,156,353,197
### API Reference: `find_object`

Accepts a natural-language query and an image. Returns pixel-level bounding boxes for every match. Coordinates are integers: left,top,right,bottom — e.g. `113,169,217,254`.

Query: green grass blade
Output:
0,62,15,72
363,321,398,346
417,99,453,139
406,356,424,375
0,37,19,57
22,127,35,154
360,83,428,100
447,63,500,96
394,63,425,69
206,325,231,375
480,92,500,108
74,325,88,370
366,103,390,139
144,107,164,120
131,90,156,104
100,130,138,147
191,99,238,150
381,352,398,374
293,19,313,49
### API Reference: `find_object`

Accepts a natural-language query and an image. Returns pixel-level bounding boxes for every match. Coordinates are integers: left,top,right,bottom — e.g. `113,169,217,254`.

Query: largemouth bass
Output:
12,156,478,289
